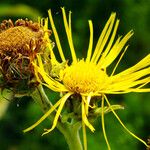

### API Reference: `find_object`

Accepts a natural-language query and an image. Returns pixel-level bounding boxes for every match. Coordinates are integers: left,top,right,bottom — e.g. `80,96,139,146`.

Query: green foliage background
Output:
0,0,150,150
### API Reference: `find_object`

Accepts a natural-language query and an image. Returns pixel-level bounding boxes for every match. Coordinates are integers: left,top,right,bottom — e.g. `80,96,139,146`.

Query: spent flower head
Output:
0,18,52,94
24,7,150,149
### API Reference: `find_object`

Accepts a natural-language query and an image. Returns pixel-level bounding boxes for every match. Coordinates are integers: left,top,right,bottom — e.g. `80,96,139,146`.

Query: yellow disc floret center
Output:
61,60,108,94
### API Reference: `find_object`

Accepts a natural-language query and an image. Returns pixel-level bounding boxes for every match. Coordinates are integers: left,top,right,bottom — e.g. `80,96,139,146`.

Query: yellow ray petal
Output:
48,9,66,62
98,88,150,94
127,88,150,93
68,10,72,39
108,68,150,90
98,19,120,64
82,99,95,132
110,45,128,76
33,62,66,92
86,20,93,62
101,95,111,150
41,18,57,61
61,7,77,63
112,54,150,78
35,55,67,91
23,96,63,133
82,95,95,115
100,77,150,93
100,31,133,68
136,79,150,89
94,14,116,63
91,13,116,62
42,92,72,136
104,95,149,148
97,36,121,68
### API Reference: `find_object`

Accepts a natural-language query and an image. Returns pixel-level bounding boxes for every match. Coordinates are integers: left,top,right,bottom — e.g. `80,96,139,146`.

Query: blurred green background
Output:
0,0,150,150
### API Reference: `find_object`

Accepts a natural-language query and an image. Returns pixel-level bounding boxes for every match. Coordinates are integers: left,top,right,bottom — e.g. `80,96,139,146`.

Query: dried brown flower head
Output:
0,19,47,91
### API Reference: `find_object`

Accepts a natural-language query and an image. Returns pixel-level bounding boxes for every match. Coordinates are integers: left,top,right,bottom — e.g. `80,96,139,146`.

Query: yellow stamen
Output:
62,60,108,94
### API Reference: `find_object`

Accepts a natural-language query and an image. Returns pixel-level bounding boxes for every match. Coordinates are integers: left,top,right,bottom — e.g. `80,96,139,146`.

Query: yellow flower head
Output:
61,59,108,93
24,7,150,149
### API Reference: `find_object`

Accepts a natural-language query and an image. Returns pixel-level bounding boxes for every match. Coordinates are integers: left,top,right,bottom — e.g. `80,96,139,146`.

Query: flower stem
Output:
63,122,83,150
30,85,83,150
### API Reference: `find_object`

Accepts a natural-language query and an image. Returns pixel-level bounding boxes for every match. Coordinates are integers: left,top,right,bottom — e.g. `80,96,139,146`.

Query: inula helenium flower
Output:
24,7,150,149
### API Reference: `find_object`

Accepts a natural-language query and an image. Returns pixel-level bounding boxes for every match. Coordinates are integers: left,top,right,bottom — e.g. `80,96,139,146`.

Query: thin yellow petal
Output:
111,54,150,78
98,89,150,94
104,95,149,148
136,79,150,89
34,55,67,91
98,19,120,64
100,82,150,93
41,18,57,61
91,13,116,62
94,13,116,63
61,7,77,63
42,92,72,135
33,63,66,92
128,88,150,92
23,97,63,133
48,9,66,62
82,96,91,116
100,31,133,68
86,20,93,62
82,95,95,111
107,68,150,91
102,54,150,93
82,99,95,132
69,10,72,38
110,45,128,76
101,95,111,150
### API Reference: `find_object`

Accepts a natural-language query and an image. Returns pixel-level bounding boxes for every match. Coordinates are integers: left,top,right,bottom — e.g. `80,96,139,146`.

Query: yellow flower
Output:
24,7,150,149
